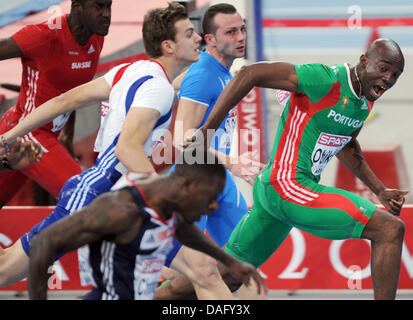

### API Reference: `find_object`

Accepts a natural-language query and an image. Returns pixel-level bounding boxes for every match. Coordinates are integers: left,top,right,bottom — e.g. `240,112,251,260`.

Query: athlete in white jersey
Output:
0,3,202,288
95,60,175,169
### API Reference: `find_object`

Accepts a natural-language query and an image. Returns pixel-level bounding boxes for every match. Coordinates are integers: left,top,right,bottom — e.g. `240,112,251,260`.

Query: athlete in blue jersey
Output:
0,3,202,287
155,4,264,300
28,151,268,300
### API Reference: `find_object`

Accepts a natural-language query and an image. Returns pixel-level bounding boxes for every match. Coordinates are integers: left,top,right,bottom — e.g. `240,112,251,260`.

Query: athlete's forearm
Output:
1,94,72,145
203,65,256,131
336,139,386,195
115,144,156,173
2,77,109,147
175,222,238,268
203,62,298,131
28,235,58,299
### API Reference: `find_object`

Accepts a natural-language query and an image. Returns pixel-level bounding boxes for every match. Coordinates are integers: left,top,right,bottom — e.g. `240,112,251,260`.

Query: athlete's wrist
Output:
376,186,388,197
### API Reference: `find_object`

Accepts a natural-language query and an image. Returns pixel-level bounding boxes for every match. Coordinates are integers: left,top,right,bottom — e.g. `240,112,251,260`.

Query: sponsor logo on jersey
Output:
317,133,351,148
71,61,92,69
68,51,79,55
88,44,95,54
101,103,110,117
139,258,165,274
361,100,368,110
276,90,291,107
327,109,363,128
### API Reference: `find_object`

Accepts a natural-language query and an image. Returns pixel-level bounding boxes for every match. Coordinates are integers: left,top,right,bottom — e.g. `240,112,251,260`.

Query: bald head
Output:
365,38,404,72
356,38,404,102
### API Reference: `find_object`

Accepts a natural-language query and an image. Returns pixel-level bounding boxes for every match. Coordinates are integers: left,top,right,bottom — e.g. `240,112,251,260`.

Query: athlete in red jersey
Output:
0,0,112,208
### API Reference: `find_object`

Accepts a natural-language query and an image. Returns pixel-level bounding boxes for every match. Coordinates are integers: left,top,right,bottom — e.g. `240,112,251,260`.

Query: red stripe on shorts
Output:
310,192,370,225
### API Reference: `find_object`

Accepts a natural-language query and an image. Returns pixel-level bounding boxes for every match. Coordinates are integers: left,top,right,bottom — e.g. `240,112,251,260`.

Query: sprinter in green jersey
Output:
197,38,407,300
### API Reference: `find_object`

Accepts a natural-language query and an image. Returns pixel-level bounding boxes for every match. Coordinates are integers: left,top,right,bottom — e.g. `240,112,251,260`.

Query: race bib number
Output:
52,111,72,132
311,132,352,176
134,255,165,300
219,107,237,149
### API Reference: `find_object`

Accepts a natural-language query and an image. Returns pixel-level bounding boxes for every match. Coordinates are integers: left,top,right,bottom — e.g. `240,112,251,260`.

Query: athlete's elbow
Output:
114,145,125,162
234,64,263,89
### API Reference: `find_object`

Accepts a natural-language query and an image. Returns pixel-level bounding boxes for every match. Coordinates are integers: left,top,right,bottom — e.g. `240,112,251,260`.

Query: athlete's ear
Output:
70,0,83,17
359,54,368,69
71,0,82,10
161,39,175,56
204,33,216,47
183,178,199,200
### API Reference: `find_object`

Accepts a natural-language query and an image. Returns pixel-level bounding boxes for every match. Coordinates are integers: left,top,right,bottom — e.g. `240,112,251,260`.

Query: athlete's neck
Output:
205,47,234,69
151,56,184,83
139,178,176,220
349,65,363,98
67,13,93,46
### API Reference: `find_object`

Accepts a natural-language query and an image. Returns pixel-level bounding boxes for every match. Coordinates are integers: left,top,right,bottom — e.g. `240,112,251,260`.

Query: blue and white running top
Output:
85,172,176,300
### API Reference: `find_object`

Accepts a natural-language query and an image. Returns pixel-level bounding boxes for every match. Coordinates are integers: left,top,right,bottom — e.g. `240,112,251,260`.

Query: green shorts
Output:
225,175,376,268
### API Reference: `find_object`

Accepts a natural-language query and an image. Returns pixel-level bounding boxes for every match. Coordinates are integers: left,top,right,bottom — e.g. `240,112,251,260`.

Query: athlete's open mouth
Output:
372,84,386,97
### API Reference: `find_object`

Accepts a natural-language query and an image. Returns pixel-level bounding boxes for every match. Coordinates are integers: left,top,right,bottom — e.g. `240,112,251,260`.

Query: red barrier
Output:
260,206,413,290
1,206,412,291
0,207,91,291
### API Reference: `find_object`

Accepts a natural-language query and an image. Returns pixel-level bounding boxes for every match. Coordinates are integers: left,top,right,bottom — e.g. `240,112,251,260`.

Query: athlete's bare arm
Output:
336,128,408,215
0,37,23,60
0,77,111,153
174,98,207,148
174,217,268,295
115,107,160,173
28,190,141,300
202,62,298,132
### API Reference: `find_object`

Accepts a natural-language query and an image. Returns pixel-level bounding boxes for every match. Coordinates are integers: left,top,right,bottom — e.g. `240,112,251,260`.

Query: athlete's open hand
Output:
228,151,265,185
226,259,268,298
6,138,43,170
185,126,210,149
377,188,409,216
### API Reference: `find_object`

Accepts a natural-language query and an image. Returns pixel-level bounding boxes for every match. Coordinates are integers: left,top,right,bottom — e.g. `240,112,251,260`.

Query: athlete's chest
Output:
31,36,101,91
308,94,370,136
114,212,175,257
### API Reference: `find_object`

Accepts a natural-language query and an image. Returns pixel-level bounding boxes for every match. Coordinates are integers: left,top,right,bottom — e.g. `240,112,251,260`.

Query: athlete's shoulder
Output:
295,63,338,102
327,63,350,82
12,19,56,44
182,57,223,90
296,63,336,80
